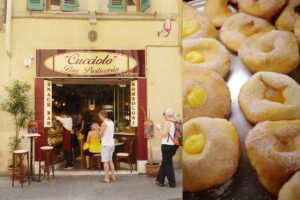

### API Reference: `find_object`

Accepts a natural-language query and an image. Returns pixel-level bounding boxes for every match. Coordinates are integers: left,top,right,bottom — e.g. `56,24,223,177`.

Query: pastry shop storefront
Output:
34,49,148,173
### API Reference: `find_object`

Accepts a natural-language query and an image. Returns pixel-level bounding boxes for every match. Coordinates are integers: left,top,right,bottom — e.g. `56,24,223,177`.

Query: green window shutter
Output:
27,0,44,11
61,0,79,12
109,0,126,12
140,0,150,12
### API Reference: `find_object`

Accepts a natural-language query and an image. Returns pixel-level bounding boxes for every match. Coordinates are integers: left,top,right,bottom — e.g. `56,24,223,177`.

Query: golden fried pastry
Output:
204,0,235,27
183,68,231,122
220,12,274,52
276,0,300,31
183,38,231,78
294,17,300,44
246,120,300,195
238,0,287,19
238,72,300,124
278,171,300,200
238,30,299,74
183,117,240,192
183,2,217,39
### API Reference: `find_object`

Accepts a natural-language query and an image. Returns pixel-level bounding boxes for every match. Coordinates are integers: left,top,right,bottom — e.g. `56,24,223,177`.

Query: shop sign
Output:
44,80,52,127
130,80,138,127
44,52,137,76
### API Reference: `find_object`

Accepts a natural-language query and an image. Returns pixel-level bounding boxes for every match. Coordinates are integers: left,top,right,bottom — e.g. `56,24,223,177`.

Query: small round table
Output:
26,133,41,182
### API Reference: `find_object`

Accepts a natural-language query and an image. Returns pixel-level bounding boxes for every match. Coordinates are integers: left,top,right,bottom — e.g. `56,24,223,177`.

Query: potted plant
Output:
142,108,160,177
0,80,33,178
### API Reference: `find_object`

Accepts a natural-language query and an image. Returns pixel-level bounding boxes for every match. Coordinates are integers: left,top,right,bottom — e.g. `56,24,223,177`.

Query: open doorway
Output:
46,79,137,171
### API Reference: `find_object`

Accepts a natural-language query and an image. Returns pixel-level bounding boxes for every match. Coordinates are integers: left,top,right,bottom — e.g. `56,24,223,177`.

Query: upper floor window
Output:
27,0,150,13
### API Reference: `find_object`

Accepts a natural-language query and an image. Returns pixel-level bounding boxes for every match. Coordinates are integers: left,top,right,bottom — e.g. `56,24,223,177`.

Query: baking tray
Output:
182,1,300,199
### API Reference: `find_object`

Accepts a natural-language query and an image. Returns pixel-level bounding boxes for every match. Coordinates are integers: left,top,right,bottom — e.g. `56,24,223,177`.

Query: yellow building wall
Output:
0,0,182,174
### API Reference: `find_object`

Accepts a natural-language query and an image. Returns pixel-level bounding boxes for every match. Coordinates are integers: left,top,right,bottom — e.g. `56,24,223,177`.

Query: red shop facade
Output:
34,49,147,172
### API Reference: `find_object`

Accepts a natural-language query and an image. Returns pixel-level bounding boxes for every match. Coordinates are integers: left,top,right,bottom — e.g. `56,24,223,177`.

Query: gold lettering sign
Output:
44,80,52,127
130,80,138,127
44,52,137,75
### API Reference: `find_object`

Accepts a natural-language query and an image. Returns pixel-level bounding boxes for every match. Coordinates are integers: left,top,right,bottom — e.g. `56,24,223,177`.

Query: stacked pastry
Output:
182,0,300,198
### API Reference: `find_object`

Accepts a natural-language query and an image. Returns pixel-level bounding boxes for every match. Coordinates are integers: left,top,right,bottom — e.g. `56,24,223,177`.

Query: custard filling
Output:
182,18,201,38
187,85,208,107
264,85,285,103
184,134,206,154
184,50,205,64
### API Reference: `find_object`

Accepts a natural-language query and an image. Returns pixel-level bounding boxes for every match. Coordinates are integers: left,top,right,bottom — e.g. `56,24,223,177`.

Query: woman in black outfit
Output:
155,108,178,188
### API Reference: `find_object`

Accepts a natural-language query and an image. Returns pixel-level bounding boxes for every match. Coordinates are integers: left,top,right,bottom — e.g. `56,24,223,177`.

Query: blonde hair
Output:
91,123,100,130
163,107,174,118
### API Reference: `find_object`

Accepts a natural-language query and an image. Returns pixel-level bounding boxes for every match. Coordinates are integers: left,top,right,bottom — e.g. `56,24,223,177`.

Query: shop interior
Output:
47,79,137,171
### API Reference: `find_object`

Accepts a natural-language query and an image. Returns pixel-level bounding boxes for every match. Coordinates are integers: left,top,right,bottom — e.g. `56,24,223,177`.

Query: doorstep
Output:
54,170,139,176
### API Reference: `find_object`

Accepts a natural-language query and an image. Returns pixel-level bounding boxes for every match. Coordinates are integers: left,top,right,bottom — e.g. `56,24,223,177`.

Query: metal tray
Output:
183,1,300,199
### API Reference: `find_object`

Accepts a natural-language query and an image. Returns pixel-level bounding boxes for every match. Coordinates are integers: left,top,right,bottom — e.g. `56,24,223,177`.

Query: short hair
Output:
98,110,108,118
163,108,174,118
91,123,100,130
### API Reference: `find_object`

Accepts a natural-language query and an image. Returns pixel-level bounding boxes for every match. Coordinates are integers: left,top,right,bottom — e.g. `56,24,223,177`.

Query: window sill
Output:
12,10,178,21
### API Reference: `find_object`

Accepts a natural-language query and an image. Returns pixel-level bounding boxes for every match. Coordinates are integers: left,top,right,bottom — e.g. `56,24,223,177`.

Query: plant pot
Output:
145,162,160,177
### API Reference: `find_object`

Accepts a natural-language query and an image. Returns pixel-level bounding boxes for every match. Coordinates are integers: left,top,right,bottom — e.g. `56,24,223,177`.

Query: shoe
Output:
111,176,116,181
156,181,164,187
65,166,74,170
168,184,176,188
99,179,110,183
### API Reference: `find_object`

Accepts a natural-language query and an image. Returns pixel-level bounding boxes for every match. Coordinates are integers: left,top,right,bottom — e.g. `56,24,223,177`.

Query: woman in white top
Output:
155,108,178,188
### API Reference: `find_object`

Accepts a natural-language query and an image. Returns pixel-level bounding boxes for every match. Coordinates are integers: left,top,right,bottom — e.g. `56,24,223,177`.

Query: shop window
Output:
108,0,150,12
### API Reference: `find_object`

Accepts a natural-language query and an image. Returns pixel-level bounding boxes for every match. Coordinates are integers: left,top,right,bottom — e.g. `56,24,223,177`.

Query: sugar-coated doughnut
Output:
278,171,300,200
220,12,274,52
238,30,299,74
183,38,231,78
183,68,231,122
276,0,300,31
183,117,240,192
246,120,300,195
238,72,300,124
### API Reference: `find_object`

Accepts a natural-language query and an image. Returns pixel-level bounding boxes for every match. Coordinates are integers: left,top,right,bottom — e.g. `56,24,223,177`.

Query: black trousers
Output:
63,150,73,167
156,144,178,186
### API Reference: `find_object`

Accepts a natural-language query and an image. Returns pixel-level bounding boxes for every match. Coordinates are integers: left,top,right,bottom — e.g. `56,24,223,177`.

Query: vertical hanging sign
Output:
44,80,52,127
130,80,138,127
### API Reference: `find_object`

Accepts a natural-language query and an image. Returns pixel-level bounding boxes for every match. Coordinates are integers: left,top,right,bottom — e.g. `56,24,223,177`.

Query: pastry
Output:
276,0,300,31
220,12,274,52
294,17,300,44
238,0,288,19
204,0,235,27
183,68,231,122
183,117,240,192
278,171,300,200
246,120,300,195
238,30,299,74
183,2,217,39
238,72,300,124
183,38,231,78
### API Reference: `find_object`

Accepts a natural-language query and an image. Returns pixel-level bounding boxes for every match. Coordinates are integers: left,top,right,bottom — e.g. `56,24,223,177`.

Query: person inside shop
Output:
97,110,116,183
83,123,101,169
82,112,94,143
76,113,85,160
56,110,74,169
155,108,178,188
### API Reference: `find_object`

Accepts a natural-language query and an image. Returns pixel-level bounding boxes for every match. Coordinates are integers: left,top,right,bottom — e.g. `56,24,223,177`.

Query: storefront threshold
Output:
54,170,139,176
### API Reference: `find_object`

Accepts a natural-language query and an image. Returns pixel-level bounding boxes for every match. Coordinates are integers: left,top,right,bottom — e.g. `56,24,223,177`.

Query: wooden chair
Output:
116,140,135,172
39,146,55,181
12,150,30,188
91,154,102,170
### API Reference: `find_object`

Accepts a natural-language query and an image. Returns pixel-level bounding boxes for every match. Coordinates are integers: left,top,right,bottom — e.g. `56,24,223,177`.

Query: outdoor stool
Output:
91,154,101,170
39,146,54,181
12,150,30,188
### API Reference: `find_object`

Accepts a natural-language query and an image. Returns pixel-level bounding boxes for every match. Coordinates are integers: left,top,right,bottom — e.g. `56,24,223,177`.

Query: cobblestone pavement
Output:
0,170,182,200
